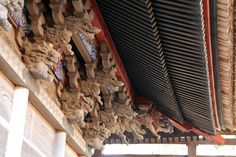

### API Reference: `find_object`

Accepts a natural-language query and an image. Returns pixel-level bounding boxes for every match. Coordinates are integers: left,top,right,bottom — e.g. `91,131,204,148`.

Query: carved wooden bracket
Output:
50,2,65,25
103,95,112,110
46,26,72,45
72,0,84,15
85,62,96,79
23,40,61,81
65,56,78,72
27,0,45,37
67,71,80,89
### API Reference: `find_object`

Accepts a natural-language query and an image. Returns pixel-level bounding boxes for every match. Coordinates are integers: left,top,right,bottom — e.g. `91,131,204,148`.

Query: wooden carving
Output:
27,0,45,37
30,13,45,37
137,109,173,136
103,95,112,109
100,111,118,134
65,16,100,40
72,0,84,14
85,63,96,79
61,91,95,128
23,40,61,81
67,71,80,89
61,44,74,55
0,0,24,30
84,124,111,149
100,42,116,70
65,56,77,72
81,80,102,105
113,99,146,141
96,70,124,92
46,26,72,45
50,2,65,25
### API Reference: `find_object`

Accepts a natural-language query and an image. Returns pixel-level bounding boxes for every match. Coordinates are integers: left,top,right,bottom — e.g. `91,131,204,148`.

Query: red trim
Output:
203,0,220,129
134,95,153,105
90,0,134,98
160,112,224,144
191,128,224,144
160,112,192,132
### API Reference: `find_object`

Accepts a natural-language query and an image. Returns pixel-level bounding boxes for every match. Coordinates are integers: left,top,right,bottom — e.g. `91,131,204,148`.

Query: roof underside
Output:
97,0,216,134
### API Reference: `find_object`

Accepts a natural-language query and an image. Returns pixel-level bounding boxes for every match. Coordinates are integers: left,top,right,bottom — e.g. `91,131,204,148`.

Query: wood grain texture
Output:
217,0,235,130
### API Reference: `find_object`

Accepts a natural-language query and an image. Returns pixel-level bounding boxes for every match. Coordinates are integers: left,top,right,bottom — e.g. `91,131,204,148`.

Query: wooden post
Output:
5,87,29,157
187,142,197,157
53,131,67,157
92,149,103,157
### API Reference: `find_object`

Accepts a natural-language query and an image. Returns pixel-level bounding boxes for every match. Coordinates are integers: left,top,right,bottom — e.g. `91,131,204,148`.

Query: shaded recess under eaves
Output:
96,0,183,122
151,0,215,134
96,0,216,134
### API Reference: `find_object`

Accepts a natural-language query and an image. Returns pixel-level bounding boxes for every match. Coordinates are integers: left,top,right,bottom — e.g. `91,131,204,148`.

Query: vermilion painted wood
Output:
91,0,135,98
203,0,220,130
161,112,224,144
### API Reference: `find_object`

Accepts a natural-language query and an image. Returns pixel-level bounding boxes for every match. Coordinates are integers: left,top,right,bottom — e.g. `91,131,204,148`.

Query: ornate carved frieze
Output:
83,124,110,149
22,40,61,81
46,26,72,45
65,16,100,40
6,0,176,151
61,91,94,128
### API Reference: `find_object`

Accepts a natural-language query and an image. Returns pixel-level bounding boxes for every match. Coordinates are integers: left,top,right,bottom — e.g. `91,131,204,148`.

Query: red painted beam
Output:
134,95,153,105
160,112,224,144
164,116,224,144
90,0,135,98
203,0,220,130
191,128,225,144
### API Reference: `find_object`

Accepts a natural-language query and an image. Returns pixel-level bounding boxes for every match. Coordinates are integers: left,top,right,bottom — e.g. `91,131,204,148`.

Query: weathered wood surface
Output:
217,0,235,130
0,71,14,123
24,103,55,157
65,143,79,157
0,28,91,156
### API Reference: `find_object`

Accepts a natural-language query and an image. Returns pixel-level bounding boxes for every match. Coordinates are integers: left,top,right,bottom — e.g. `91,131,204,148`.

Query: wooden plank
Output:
53,131,67,157
0,28,91,156
92,149,103,157
72,32,92,63
21,139,44,157
24,103,55,157
5,87,29,157
65,143,79,157
187,142,196,157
